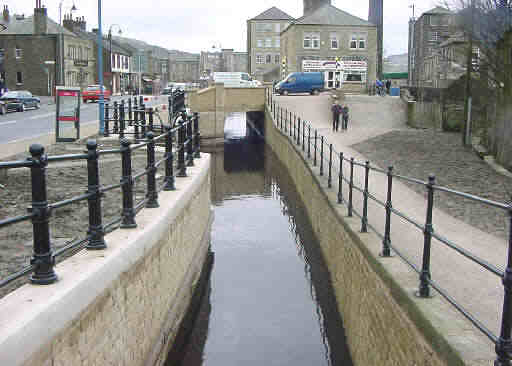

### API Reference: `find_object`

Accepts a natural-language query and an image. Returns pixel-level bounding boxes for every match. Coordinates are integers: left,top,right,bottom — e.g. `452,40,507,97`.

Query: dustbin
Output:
390,87,400,97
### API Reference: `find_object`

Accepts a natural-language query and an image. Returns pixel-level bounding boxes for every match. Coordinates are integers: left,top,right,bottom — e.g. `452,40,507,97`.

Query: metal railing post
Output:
134,107,140,140
314,130,317,166
320,136,324,176
128,97,133,126
308,126,311,158
120,139,137,228
145,131,159,208
381,166,394,257
289,111,292,137
29,144,58,285
293,113,296,139
194,112,201,158
361,161,370,233
104,103,110,137
119,100,125,139
328,143,332,188
495,202,512,366
418,175,435,298
302,121,305,151
284,109,287,133
141,103,147,137
148,107,154,132
86,140,106,250
349,158,354,217
177,114,187,177
297,117,301,146
186,116,194,167
338,152,344,203
113,101,119,134
163,126,176,191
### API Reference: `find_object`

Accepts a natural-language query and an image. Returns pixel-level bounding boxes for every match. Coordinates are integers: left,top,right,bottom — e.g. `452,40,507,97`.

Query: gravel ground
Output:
0,137,166,297
351,130,512,239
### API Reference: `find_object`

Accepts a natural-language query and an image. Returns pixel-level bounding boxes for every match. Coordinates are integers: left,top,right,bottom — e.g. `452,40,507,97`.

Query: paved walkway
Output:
273,93,505,364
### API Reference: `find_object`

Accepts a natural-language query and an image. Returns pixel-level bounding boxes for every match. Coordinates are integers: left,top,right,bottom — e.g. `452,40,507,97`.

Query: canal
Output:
165,113,353,366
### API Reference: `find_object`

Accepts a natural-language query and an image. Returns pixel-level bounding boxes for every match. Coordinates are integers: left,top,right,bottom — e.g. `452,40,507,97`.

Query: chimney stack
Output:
34,1,47,35
303,0,331,16
2,5,9,22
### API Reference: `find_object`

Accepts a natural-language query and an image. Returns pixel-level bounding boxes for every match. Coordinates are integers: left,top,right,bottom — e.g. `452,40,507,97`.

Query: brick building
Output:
0,5,96,96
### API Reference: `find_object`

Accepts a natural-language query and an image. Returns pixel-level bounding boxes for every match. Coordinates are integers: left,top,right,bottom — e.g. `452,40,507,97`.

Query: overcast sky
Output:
7,0,438,56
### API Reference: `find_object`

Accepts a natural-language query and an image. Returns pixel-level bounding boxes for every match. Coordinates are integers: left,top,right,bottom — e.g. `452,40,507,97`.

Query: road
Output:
0,95,167,145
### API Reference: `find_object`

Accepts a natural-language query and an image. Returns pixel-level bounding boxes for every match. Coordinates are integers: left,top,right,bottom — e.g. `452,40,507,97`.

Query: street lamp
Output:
108,24,122,94
97,0,104,135
59,0,77,25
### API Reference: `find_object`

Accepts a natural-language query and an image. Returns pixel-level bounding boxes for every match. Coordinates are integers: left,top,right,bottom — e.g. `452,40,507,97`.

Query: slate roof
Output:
251,6,295,21
294,4,374,26
423,7,452,15
74,30,133,54
1,15,75,36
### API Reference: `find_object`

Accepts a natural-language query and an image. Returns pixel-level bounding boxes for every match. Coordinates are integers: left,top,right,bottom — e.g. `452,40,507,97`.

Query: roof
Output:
250,6,295,21
74,30,132,54
294,4,374,27
1,15,75,36
423,7,452,15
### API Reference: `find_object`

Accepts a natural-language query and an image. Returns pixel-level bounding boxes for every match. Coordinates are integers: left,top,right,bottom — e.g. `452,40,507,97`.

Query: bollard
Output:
119,100,125,139
29,144,58,285
186,115,194,167
177,113,187,177
338,152,344,203
328,143,332,188
86,140,106,250
113,101,119,134
120,139,137,228
320,136,324,176
194,112,201,158
104,103,110,137
381,166,394,257
145,131,159,208
349,158,354,217
148,107,154,132
163,126,176,191
417,175,435,298
361,161,370,233
314,130,317,166
495,201,512,366
308,126,311,159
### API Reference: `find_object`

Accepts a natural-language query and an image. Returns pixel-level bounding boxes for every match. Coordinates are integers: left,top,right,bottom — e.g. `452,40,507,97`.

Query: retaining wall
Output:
0,154,212,366
264,108,461,366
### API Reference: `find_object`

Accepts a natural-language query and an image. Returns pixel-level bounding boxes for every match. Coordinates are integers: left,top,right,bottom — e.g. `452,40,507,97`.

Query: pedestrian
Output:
342,105,349,130
385,79,391,95
331,101,341,132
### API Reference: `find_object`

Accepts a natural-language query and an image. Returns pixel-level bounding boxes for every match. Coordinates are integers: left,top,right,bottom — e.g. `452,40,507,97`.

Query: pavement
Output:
274,93,504,364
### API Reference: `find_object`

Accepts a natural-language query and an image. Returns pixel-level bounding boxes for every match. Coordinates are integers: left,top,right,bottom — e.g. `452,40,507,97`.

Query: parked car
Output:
82,85,111,103
0,91,40,114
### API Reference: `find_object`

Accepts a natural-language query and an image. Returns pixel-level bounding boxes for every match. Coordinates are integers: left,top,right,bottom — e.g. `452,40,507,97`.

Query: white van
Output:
212,72,259,87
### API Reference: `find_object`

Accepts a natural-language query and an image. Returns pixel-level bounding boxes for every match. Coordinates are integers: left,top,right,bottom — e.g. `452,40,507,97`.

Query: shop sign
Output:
303,59,367,72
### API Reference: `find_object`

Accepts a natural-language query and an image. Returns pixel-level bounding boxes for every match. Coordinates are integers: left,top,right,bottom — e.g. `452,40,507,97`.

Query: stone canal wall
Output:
264,109,458,366
0,155,212,366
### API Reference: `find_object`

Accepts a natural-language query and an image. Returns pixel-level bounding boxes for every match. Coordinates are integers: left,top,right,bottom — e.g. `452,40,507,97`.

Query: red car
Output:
82,85,111,103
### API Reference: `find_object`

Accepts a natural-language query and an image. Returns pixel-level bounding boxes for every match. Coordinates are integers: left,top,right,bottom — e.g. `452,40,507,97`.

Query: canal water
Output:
165,113,353,366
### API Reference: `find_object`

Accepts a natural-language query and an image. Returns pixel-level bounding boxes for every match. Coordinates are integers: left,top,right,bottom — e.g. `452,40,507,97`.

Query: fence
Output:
265,87,512,365
0,106,201,289
103,90,186,138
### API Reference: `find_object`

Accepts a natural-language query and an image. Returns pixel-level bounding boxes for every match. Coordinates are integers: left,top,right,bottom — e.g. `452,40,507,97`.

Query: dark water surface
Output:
166,120,353,366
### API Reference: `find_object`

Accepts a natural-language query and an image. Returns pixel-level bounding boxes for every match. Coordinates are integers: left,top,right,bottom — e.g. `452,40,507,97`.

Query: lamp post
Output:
97,0,104,135
108,24,122,95
59,0,77,25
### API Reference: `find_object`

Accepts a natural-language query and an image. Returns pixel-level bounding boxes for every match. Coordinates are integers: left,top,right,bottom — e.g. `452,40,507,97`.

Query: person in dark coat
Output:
331,102,341,132
341,105,349,130
385,79,391,95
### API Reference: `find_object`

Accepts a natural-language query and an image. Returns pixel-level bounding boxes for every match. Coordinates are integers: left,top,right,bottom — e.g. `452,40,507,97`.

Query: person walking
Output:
341,105,349,130
331,101,341,132
385,79,391,95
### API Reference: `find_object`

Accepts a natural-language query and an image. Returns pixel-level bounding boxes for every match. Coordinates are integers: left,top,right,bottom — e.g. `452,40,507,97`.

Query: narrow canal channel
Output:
166,113,353,366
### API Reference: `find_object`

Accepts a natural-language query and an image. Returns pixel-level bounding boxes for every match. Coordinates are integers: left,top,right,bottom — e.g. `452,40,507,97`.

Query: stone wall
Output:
263,108,462,366
0,155,212,366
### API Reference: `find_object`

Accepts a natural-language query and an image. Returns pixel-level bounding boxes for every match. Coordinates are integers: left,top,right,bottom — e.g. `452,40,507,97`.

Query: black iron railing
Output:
103,90,186,138
0,108,201,288
266,87,512,365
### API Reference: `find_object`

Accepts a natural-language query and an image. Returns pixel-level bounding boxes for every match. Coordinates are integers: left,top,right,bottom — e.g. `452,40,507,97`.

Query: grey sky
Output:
7,0,438,55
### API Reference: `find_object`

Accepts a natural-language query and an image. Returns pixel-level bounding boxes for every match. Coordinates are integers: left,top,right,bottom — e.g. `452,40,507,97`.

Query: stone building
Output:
0,4,95,95
200,49,248,77
169,54,200,83
280,2,377,91
368,0,383,78
246,7,295,81
408,7,455,87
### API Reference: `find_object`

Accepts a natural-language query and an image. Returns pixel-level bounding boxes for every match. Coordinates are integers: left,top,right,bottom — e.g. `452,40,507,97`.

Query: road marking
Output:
29,113,53,119
0,120,16,126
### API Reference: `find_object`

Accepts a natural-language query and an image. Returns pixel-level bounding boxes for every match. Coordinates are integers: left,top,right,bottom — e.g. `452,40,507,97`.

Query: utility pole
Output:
463,0,474,146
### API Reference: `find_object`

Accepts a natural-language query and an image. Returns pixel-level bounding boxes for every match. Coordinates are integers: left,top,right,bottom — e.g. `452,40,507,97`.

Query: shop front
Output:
302,58,368,90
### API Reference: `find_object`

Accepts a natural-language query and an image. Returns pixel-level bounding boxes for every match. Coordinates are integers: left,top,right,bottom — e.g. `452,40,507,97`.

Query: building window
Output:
359,38,366,49
275,38,280,48
256,54,264,64
430,31,439,42
257,39,263,48
350,36,357,49
330,33,338,49
265,38,272,48
15,47,22,59
256,23,272,32
304,32,320,49
275,54,280,64
274,23,280,33
78,46,83,60
266,54,272,64
16,71,23,84
350,35,366,50
0,48,4,62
